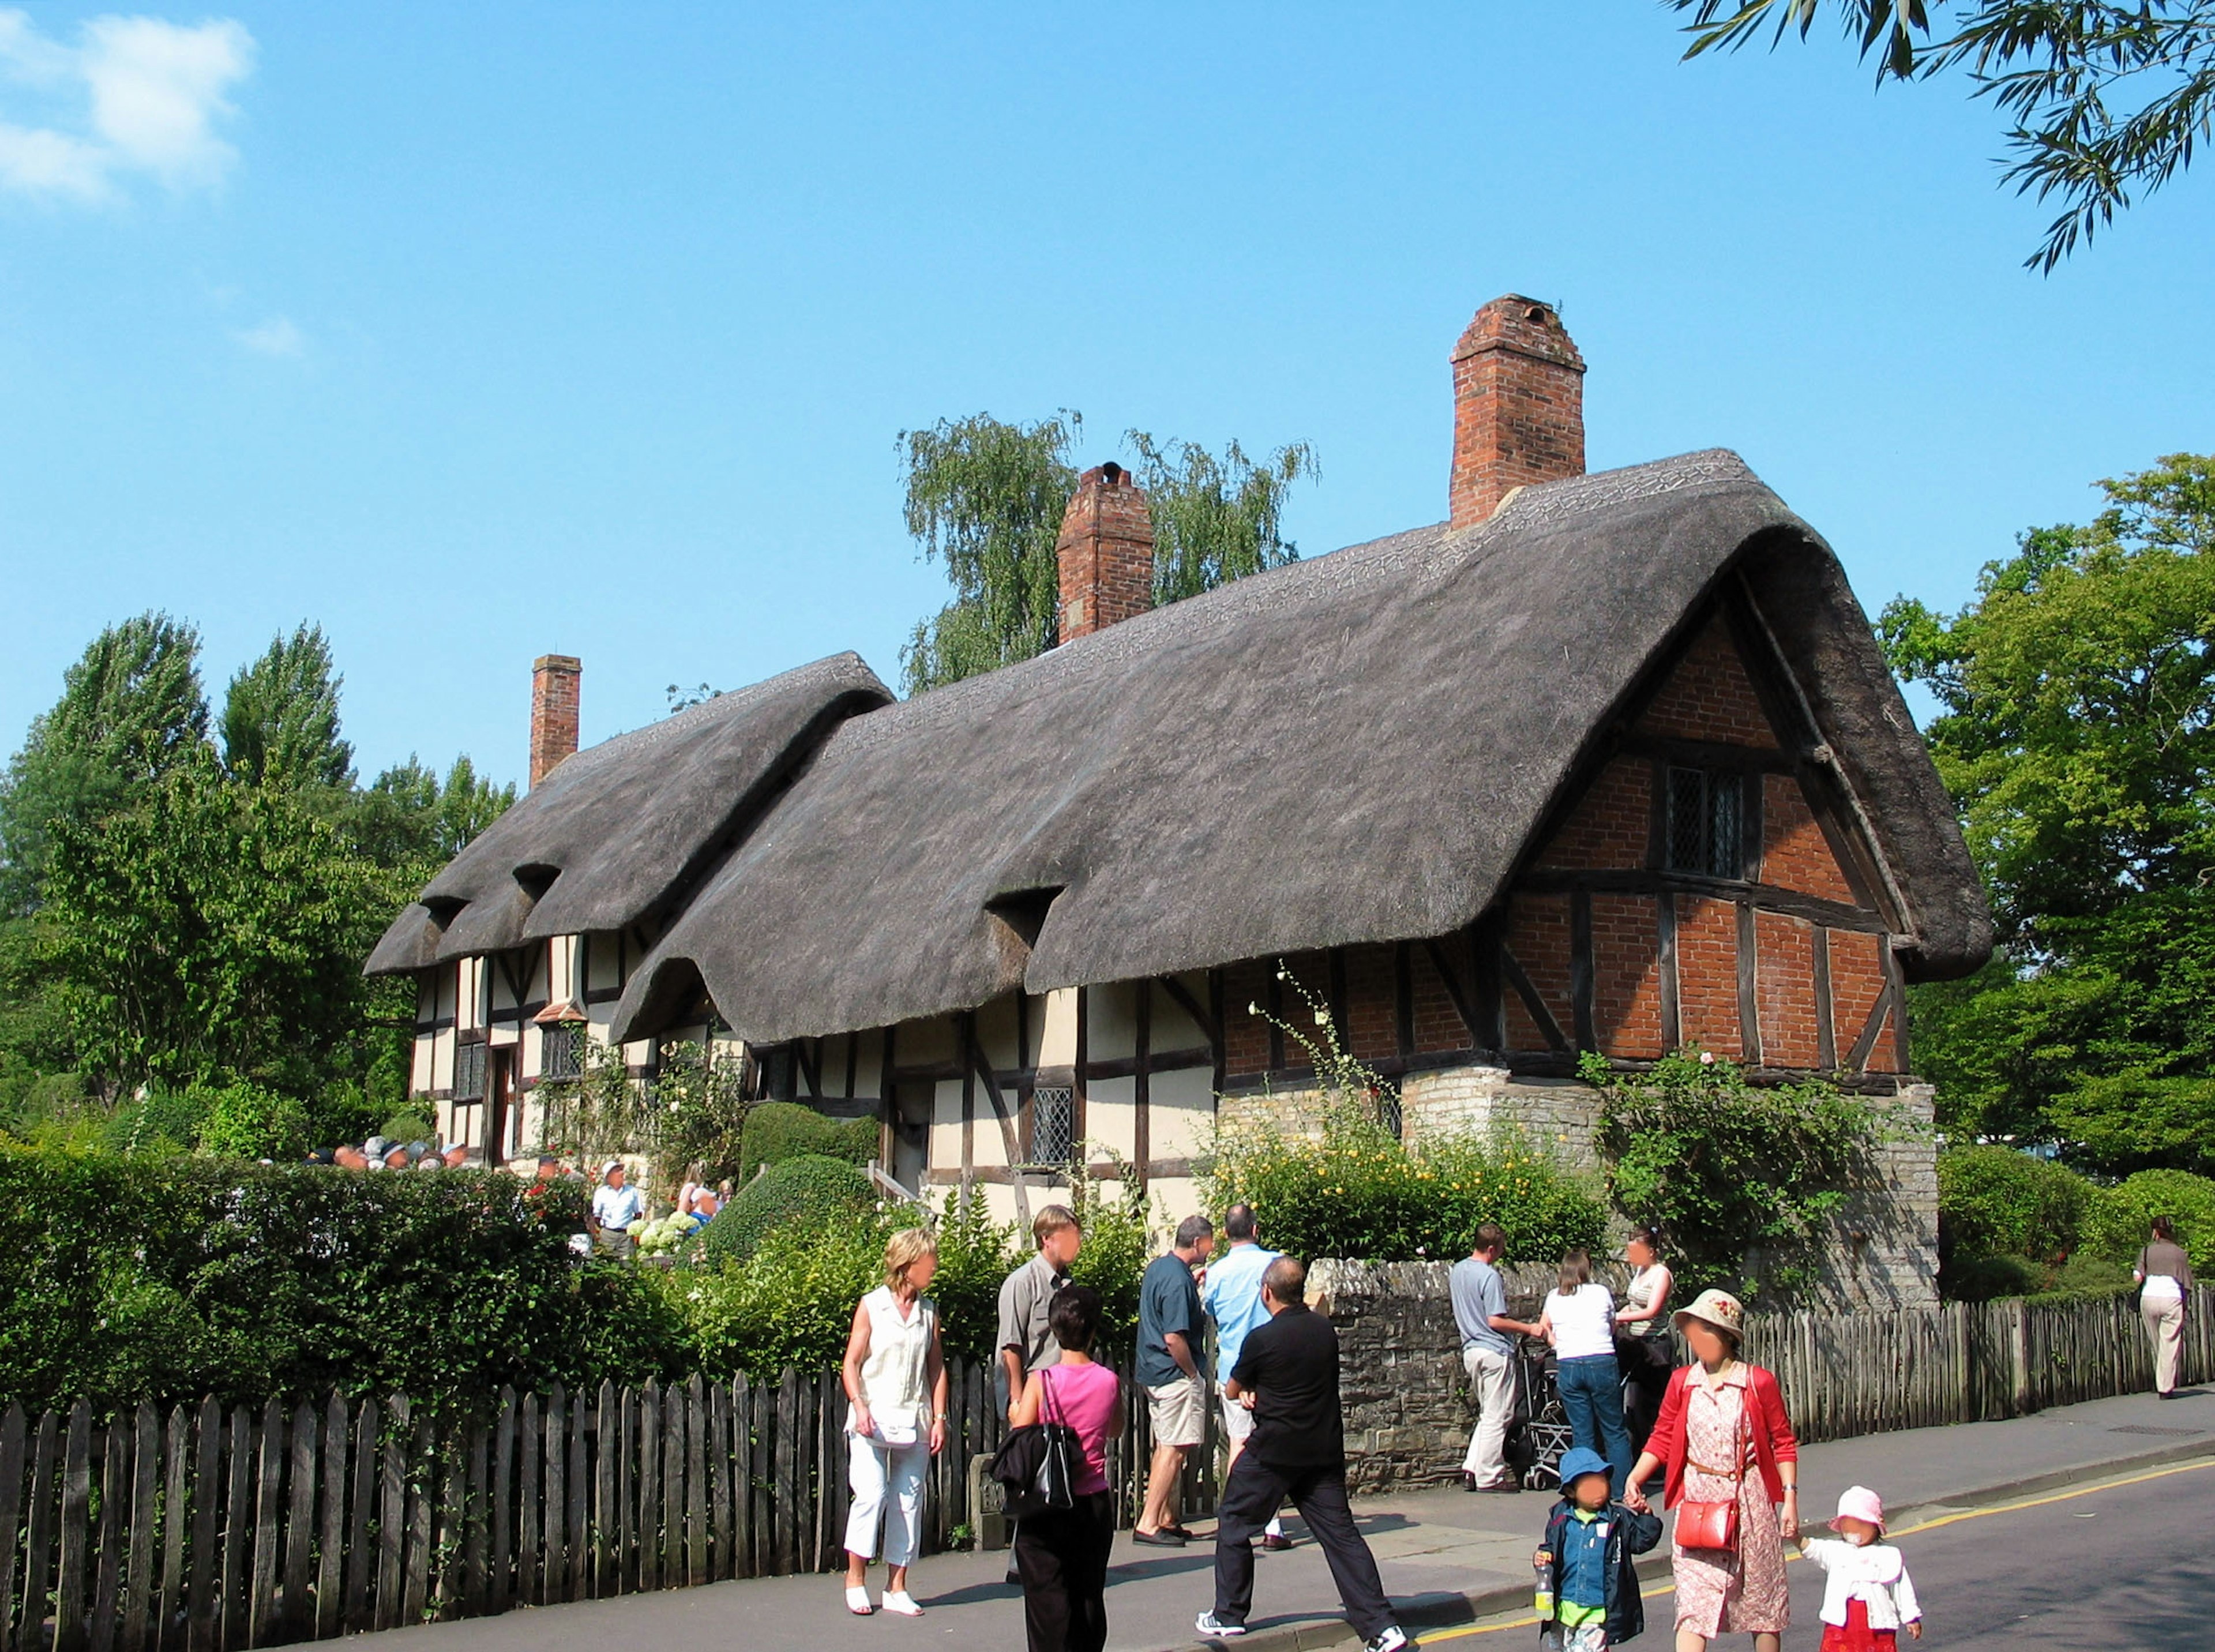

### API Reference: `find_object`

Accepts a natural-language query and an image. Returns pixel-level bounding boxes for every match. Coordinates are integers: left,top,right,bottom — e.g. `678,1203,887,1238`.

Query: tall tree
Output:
1882,452,2215,1168
1666,2,2215,269
898,415,1319,694
1127,432,1316,605
222,624,355,791
0,613,209,914
899,412,1081,695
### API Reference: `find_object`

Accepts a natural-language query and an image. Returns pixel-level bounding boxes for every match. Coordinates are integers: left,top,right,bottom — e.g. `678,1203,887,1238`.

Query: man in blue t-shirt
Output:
1200,1203,1289,1549
1135,1214,1215,1544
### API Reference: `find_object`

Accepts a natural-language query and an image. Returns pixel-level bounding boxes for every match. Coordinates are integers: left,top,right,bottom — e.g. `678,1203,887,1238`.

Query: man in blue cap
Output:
1533,1447,1662,1650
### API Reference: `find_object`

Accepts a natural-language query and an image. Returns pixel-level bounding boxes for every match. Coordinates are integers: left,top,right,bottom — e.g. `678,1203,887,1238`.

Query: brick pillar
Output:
1449,295,1587,528
1056,463,1155,643
530,654,581,790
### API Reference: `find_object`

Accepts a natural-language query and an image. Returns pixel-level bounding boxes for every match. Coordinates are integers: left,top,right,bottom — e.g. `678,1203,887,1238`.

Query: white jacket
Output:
1802,1539,1921,1630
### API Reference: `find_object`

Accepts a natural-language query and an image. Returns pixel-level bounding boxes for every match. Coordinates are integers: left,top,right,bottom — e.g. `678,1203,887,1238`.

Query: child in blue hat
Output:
1533,1447,1663,1650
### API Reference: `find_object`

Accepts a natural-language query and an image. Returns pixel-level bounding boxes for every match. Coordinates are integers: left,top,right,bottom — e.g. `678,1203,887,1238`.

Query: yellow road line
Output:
1408,1456,2215,1644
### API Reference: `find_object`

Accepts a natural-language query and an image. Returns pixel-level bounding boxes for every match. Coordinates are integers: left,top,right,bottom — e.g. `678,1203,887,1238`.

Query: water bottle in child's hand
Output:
1532,1549,1553,1620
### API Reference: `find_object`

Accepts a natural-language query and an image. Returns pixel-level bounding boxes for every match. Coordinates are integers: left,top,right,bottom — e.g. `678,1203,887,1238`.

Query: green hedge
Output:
0,1144,684,1414
738,1102,876,1178
2083,1169,2215,1274
1938,1148,2215,1298
1939,1146,2092,1267
1204,1112,1605,1267
700,1154,876,1267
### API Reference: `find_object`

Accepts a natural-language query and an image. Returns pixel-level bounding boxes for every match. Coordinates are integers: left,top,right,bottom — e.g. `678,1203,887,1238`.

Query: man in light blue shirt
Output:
1200,1203,1289,1548
1451,1223,1537,1492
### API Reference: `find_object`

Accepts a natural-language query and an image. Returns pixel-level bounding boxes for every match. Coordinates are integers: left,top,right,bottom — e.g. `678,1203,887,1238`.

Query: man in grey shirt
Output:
996,1203,1083,1416
1451,1223,1536,1491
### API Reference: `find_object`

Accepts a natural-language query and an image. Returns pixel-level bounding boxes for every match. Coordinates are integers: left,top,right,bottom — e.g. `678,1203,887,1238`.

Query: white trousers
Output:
845,1434,928,1567
2144,1295,2186,1395
1461,1345,1516,1484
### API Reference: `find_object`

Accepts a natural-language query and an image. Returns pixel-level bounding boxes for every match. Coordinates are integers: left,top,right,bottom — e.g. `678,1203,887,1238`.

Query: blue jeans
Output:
1556,1354,1633,1497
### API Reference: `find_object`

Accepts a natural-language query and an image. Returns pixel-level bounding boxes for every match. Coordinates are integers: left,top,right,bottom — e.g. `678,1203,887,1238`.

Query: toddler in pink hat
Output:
1793,1485,1921,1650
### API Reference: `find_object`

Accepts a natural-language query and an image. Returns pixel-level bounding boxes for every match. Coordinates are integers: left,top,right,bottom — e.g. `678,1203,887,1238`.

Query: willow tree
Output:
898,413,1316,695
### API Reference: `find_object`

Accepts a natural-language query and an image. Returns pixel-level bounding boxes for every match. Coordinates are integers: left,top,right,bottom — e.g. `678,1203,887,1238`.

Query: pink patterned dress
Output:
1672,1366,1789,1638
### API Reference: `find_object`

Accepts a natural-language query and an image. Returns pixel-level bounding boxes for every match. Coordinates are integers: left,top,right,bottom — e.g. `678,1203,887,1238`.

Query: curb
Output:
1178,1432,2215,1652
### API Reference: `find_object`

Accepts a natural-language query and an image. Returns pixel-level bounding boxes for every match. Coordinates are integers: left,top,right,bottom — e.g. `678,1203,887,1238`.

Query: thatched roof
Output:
600,450,1990,1045
365,654,892,975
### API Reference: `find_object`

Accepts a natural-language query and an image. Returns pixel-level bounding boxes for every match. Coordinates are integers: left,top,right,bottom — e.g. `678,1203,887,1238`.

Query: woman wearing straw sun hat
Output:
1623,1289,1800,1652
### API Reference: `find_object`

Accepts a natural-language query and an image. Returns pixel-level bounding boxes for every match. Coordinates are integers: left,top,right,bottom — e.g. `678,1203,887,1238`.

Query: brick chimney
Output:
529,654,581,790
1449,295,1587,528
1056,463,1155,643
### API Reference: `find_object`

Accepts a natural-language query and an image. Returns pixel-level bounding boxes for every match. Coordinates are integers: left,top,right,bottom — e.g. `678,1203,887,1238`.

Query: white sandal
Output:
845,1586,874,1615
881,1590,923,1617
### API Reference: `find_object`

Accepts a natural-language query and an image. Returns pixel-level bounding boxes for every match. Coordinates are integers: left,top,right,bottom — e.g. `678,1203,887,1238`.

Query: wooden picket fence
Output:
1740,1284,2215,1445
0,1358,1214,1652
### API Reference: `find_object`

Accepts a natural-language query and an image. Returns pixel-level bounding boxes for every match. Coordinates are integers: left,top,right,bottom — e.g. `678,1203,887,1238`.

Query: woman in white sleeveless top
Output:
840,1228,949,1617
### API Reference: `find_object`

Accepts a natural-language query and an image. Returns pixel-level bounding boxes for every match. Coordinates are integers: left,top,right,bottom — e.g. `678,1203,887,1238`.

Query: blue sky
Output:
5,2,2209,789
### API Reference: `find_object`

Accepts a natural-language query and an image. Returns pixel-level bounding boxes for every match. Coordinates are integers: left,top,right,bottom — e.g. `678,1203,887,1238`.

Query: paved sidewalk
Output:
353,1386,2215,1652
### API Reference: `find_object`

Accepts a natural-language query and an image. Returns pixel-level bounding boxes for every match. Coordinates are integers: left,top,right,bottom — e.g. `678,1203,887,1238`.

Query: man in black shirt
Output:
1197,1256,1408,1652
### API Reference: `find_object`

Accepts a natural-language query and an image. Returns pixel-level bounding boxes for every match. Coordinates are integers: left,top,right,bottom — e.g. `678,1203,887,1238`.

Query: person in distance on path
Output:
1196,1256,1411,1652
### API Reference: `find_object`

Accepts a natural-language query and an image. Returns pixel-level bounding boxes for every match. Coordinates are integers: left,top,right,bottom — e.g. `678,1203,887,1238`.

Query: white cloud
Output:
0,9,253,202
234,315,302,357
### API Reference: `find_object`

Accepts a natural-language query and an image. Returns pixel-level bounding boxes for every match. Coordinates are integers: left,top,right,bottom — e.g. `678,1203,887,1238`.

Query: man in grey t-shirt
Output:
1450,1223,1536,1491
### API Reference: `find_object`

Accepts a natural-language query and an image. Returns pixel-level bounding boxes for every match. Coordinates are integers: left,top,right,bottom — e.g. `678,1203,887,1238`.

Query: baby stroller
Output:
1506,1340,1574,1491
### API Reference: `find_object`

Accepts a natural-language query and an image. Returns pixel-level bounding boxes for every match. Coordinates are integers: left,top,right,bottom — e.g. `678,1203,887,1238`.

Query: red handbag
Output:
1674,1384,1748,1552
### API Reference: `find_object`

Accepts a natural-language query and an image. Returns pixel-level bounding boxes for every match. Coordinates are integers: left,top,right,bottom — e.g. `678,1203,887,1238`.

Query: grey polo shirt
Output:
996,1252,1069,1372
1450,1255,1511,1357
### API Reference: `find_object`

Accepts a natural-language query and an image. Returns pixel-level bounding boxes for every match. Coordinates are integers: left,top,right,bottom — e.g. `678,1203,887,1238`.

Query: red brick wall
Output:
1505,893,1572,1051
1534,757,1649,870
1763,772,1857,903
1637,615,1777,748
1755,910,1822,1069
1449,296,1586,528
1343,944,1398,1063
1591,893,1664,1058
1827,929,1901,1073
1410,942,1465,1052
1057,464,1155,640
1675,896,1743,1058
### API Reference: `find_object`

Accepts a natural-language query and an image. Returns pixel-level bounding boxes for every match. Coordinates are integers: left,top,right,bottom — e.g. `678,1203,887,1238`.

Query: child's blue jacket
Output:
1538,1498,1664,1643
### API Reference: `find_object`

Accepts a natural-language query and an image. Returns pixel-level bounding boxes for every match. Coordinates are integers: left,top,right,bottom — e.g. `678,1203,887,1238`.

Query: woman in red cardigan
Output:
1624,1289,1799,1652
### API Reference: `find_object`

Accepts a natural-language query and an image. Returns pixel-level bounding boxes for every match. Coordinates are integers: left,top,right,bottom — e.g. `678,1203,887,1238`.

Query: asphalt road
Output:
1445,1458,2215,1650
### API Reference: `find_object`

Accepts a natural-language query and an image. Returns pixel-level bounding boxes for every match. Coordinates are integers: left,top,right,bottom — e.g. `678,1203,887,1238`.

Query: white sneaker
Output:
881,1591,923,1617
1363,1627,1410,1652
844,1586,873,1615
1195,1611,1247,1638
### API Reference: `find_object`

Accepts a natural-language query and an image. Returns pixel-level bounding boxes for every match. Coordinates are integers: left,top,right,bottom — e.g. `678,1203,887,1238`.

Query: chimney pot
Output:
1056,463,1155,643
530,654,581,790
1449,294,1587,527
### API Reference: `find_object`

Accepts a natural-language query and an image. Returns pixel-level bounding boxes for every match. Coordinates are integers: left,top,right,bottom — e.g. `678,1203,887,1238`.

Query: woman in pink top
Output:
1008,1285,1123,1652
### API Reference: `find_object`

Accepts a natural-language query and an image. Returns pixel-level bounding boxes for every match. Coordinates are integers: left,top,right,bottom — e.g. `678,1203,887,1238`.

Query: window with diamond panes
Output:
453,1039,488,1101
542,1023,580,1080
1028,1086,1076,1167
1664,767,1746,879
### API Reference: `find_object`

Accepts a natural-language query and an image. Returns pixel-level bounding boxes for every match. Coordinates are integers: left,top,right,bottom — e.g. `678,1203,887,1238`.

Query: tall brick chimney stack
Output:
1056,462,1155,643
529,654,581,790
1449,295,1587,528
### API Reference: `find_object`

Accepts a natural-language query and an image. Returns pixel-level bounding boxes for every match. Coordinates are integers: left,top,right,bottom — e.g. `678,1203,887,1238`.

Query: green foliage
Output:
1064,1159,1154,1345
343,755,514,871
739,1101,876,1178
193,1082,313,1161
537,1036,749,1183
700,1155,876,1268
923,1192,1023,1364
1938,1146,2093,1264
899,411,1081,694
0,1144,685,1414
1125,432,1315,606
378,1110,436,1144
1206,967,1605,1267
1665,3,2215,271
2082,1169,2215,1274
659,1216,891,1379
1587,1047,1898,1302
1882,455,2215,1171
220,624,354,792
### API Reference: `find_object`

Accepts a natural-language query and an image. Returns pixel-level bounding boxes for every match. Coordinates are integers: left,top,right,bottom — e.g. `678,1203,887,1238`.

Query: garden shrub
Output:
378,1110,436,1145
194,1082,312,1161
739,1102,877,1178
0,1142,685,1414
1937,1145,2093,1288
1206,1107,1603,1268
2083,1169,2215,1274
1587,1048,1898,1303
663,1217,892,1378
700,1154,876,1267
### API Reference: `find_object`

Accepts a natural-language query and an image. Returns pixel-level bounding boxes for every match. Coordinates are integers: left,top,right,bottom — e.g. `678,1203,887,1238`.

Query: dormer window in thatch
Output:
1664,765,1750,881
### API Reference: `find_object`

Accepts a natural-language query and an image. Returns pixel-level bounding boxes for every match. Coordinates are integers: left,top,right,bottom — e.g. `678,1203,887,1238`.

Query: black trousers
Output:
1014,1489,1115,1652
1212,1455,1394,1639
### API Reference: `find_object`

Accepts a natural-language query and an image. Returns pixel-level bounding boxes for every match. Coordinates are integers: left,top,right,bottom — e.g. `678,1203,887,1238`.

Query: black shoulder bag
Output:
990,1367,1079,1519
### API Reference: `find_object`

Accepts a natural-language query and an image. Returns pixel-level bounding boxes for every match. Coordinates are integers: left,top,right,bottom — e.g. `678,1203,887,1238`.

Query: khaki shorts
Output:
1219,1392,1255,1443
1146,1375,1206,1448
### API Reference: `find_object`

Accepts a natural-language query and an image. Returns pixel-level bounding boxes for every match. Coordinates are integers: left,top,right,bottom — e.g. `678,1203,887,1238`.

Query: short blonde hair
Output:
1033,1204,1080,1246
884,1227,938,1287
